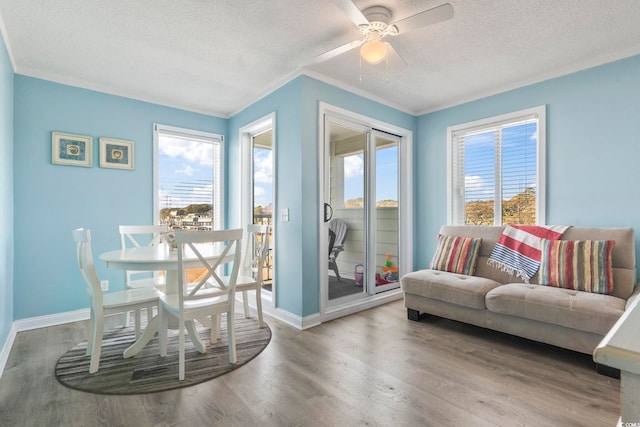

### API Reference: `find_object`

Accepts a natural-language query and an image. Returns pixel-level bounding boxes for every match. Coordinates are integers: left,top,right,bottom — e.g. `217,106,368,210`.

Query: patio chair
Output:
328,218,348,281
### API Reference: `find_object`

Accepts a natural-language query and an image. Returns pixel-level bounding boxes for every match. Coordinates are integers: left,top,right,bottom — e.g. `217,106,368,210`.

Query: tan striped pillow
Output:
539,239,615,294
430,234,482,275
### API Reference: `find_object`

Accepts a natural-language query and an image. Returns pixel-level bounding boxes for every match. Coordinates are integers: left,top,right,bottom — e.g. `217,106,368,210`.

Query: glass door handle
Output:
324,203,333,223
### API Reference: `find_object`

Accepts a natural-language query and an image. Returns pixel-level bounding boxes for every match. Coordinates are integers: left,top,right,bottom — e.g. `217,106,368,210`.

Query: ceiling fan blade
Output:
386,44,407,70
312,39,363,64
330,0,369,27
391,3,454,34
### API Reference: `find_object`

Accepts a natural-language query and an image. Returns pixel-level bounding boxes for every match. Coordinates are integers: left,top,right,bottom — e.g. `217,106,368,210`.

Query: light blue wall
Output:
13,76,226,319
416,54,640,270
228,75,415,317
0,33,14,348
228,78,304,316
9,51,639,325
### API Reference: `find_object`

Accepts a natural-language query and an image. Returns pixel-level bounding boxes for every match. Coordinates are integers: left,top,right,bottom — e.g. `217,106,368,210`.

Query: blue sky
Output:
158,135,214,209
464,122,537,202
158,136,396,211
253,147,272,208
344,145,398,202
254,143,398,207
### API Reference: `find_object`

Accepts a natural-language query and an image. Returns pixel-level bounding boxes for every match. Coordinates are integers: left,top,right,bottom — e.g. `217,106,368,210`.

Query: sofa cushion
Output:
485,283,625,335
539,239,615,294
430,234,482,275
401,269,502,309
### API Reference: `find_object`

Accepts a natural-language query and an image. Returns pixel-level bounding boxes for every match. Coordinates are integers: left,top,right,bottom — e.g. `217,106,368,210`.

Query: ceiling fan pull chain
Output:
385,53,389,83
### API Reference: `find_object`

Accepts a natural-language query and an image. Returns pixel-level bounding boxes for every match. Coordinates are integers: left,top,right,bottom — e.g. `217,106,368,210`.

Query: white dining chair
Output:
72,228,160,374
119,224,168,336
158,228,243,381
233,224,269,328
119,224,168,289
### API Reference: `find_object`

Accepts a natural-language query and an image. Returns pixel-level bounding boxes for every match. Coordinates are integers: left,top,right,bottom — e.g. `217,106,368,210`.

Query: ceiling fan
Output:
314,1,454,67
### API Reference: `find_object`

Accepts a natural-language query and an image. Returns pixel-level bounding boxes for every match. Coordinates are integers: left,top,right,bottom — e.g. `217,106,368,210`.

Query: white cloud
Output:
176,165,195,176
160,136,213,166
465,175,484,188
465,175,494,200
253,150,272,184
344,154,363,178
254,186,265,198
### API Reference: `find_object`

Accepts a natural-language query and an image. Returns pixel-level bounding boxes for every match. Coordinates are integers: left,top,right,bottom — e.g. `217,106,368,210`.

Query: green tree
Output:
464,188,536,225
465,200,494,225
502,187,536,224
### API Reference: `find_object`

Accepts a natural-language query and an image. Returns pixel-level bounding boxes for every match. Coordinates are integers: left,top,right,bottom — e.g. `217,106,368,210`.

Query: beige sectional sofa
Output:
401,225,639,356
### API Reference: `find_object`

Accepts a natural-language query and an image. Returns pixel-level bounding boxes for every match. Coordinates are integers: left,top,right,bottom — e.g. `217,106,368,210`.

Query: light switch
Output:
281,208,289,222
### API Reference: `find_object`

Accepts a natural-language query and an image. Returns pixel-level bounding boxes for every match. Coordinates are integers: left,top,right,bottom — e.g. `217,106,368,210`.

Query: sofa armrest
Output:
625,283,640,311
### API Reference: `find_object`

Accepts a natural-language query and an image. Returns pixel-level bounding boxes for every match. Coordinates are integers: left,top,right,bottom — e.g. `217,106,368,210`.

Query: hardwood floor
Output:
0,300,620,426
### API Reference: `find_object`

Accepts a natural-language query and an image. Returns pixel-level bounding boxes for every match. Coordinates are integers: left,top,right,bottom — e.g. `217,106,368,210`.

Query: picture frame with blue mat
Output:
51,131,93,167
99,137,134,170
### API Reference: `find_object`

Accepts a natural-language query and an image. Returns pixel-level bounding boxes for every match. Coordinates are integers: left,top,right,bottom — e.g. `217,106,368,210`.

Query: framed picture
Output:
52,132,93,167
99,138,134,170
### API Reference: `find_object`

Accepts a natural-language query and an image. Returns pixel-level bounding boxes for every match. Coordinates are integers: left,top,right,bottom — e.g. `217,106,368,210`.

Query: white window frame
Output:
446,105,546,225
318,102,413,318
238,113,276,309
153,123,225,229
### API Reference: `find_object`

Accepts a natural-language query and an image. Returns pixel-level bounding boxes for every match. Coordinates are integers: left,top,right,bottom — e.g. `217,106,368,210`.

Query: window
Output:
447,106,546,225
153,124,224,230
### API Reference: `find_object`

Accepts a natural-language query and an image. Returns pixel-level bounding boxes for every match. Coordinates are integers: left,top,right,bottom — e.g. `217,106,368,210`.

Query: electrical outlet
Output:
100,280,109,291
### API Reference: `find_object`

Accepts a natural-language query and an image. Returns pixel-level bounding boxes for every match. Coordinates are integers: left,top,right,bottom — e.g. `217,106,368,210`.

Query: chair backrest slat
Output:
175,229,243,305
119,225,169,249
118,225,169,286
329,219,348,246
243,224,269,281
72,228,103,307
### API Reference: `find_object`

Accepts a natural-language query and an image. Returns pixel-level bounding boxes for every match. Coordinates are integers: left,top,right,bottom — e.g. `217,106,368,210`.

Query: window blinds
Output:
451,113,539,225
155,124,224,230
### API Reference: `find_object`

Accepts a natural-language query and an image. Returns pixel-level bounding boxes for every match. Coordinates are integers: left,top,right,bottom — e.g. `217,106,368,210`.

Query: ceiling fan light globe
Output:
360,40,387,64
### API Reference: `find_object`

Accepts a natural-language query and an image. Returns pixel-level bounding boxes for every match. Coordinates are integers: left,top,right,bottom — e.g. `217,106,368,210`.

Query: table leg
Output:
123,315,159,358
185,320,206,353
163,270,207,353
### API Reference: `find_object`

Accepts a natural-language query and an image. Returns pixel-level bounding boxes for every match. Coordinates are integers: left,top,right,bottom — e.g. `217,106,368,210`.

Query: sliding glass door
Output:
326,121,368,300
322,114,403,308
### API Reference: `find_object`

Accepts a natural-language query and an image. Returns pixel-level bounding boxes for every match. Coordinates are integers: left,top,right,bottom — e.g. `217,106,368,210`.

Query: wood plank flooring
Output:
0,300,620,426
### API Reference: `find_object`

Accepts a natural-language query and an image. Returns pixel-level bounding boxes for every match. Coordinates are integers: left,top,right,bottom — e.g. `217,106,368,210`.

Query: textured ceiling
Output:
1,0,640,117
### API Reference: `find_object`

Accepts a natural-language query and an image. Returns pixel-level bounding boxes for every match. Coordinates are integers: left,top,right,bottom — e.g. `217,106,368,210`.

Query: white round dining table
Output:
99,242,230,358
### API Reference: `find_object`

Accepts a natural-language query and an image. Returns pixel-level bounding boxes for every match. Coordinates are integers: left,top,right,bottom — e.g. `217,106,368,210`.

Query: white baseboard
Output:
321,289,403,323
0,322,17,380
235,290,401,330
14,308,90,332
0,309,89,380
269,308,321,330
235,292,321,330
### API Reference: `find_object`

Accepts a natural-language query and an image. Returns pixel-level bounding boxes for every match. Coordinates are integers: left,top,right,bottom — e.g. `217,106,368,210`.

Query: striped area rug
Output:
55,316,271,394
